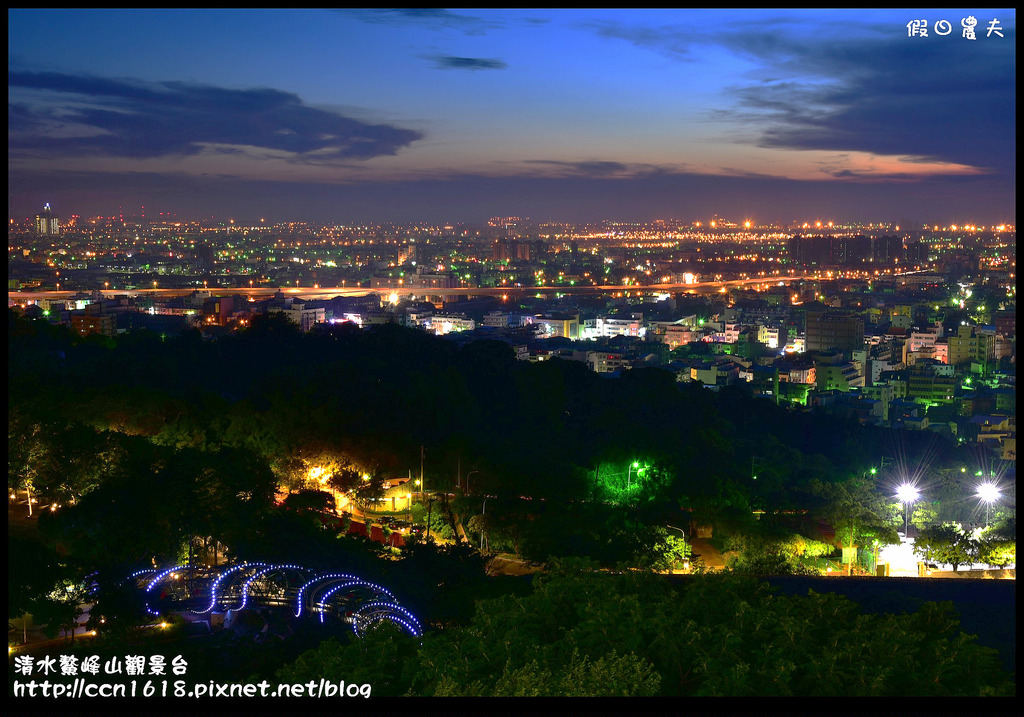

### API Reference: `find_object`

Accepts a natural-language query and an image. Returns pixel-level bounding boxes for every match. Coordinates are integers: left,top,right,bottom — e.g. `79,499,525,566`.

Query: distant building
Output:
269,302,325,332
815,361,864,392
871,235,904,264
907,360,958,405
688,360,739,388
660,324,701,349
72,314,116,338
535,314,580,340
588,351,630,374
994,310,1015,338
202,296,235,326
430,313,475,335
397,242,417,265
482,311,510,328
35,203,60,236
947,325,994,367
805,310,864,354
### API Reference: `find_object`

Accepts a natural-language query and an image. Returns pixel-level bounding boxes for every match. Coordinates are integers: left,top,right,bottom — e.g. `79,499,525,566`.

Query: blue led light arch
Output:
133,562,421,638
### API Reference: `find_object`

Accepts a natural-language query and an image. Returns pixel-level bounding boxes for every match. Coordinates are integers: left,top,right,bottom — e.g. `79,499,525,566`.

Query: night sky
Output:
8,9,1016,224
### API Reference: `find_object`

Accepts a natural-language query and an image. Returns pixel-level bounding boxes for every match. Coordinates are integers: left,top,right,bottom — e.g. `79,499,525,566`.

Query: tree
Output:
436,649,661,696
353,472,386,510
913,523,979,571
9,536,63,642
630,527,691,571
31,576,90,642
275,557,1014,696
976,533,1015,568
282,489,336,515
810,477,900,558
327,466,362,495
276,628,419,697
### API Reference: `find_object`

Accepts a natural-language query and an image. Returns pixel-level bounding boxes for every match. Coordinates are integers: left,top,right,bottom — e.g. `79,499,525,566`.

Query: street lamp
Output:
465,471,479,495
480,497,489,551
627,461,639,489
895,483,920,537
976,483,1000,528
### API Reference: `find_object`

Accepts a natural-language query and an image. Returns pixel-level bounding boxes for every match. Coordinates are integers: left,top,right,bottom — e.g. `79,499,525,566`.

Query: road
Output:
9,275,819,302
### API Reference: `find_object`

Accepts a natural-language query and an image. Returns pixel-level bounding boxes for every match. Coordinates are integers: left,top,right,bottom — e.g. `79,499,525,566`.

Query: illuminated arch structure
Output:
133,562,421,637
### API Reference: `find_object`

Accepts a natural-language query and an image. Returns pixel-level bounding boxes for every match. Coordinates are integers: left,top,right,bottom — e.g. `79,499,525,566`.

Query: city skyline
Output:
8,8,1016,224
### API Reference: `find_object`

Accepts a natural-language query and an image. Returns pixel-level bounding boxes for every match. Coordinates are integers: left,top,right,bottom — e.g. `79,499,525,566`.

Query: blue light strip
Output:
231,563,307,613
137,563,421,638
199,562,268,614
310,576,395,621
294,572,363,617
355,600,423,634
351,606,421,638
315,580,372,623
143,564,190,615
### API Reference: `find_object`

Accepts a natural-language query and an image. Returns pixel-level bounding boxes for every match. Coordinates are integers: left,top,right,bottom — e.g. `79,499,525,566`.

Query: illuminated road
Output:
10,275,817,302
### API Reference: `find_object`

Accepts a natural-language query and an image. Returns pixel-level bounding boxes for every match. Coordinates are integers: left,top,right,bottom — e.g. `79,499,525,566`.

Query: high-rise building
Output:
72,314,116,338
788,235,830,265
35,203,60,236
398,242,417,265
493,238,517,262
805,310,864,354
947,325,994,367
871,235,904,264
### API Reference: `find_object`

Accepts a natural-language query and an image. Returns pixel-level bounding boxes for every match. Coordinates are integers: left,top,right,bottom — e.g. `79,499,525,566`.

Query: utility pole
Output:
480,497,489,551
426,497,433,542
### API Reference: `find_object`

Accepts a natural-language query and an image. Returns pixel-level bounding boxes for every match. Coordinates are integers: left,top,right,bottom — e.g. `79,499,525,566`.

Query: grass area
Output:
8,499,44,541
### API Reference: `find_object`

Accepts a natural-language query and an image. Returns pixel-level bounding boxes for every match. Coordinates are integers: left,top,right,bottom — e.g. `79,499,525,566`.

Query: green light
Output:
870,468,877,475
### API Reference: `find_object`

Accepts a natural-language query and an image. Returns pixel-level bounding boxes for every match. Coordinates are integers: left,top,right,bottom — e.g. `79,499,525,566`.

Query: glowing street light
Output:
895,483,920,537
976,483,1001,528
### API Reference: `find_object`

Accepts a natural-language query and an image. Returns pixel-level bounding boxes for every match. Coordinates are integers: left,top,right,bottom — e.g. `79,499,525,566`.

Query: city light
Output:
977,483,1001,503
895,483,920,537
4,7,1017,696
976,483,1001,528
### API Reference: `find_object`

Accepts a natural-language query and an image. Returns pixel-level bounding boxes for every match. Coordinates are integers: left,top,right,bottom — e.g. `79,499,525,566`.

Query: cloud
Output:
8,71,424,163
577,20,696,59
520,159,677,178
429,55,508,71
578,16,1015,177
338,9,503,35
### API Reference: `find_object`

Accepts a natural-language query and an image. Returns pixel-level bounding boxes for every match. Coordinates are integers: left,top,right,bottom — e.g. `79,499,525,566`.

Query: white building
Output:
482,311,510,328
269,304,325,332
594,314,645,339
587,351,630,374
430,313,475,335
